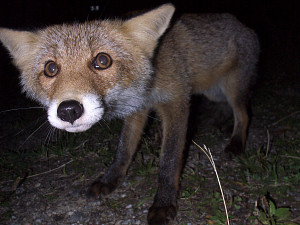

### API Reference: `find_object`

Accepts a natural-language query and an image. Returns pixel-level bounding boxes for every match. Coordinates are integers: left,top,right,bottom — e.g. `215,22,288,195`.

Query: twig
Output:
270,111,299,127
11,176,21,191
193,140,230,225
280,155,300,160
26,159,74,179
0,159,74,184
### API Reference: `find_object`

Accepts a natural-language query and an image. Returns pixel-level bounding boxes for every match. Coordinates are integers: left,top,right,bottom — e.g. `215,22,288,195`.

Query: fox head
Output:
0,4,175,132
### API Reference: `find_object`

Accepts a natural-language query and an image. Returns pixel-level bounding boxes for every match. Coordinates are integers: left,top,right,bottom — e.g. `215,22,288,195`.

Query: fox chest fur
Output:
0,4,259,224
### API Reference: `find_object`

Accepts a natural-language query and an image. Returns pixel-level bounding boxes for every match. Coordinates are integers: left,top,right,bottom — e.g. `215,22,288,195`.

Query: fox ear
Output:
0,28,38,69
122,4,175,57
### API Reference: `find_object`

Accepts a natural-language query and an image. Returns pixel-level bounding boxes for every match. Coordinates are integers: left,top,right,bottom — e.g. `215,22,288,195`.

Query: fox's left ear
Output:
122,4,175,57
0,28,38,70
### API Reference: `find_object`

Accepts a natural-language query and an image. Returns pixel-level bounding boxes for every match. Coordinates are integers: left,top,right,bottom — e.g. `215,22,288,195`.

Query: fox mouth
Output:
64,124,93,133
47,94,104,132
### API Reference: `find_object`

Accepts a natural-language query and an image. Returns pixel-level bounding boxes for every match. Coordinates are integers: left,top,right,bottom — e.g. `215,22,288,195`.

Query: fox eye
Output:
93,52,112,70
44,61,59,77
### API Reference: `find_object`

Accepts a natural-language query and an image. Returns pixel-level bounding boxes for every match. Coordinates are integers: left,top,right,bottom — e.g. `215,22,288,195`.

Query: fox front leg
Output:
147,100,190,225
88,109,149,197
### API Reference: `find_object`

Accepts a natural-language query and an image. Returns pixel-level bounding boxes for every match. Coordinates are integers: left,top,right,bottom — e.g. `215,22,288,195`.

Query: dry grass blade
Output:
266,129,270,157
26,159,74,179
270,110,299,126
192,140,230,225
1,159,74,185
11,176,21,191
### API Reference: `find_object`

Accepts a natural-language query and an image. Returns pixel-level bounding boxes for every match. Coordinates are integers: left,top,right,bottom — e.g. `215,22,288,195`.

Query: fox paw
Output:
147,204,177,225
87,180,117,198
224,138,244,157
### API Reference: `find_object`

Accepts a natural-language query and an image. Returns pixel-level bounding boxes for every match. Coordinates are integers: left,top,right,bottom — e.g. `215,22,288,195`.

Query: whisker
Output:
50,127,57,146
0,114,48,145
44,124,56,147
16,120,49,152
0,106,45,114
99,119,112,132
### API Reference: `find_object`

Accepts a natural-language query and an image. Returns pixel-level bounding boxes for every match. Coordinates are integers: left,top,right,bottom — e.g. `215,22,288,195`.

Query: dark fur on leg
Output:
224,134,244,158
87,180,119,198
148,204,177,225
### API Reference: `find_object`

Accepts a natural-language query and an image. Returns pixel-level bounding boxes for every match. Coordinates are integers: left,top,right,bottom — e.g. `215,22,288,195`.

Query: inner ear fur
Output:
0,28,38,69
122,4,175,57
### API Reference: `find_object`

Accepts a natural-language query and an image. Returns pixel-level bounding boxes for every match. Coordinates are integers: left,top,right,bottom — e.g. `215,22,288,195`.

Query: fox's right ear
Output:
0,28,38,69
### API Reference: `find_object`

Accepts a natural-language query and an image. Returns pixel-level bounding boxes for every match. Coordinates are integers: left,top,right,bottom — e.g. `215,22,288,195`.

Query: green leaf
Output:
269,200,276,216
258,211,269,224
270,217,276,225
235,196,242,202
274,207,291,221
234,204,241,210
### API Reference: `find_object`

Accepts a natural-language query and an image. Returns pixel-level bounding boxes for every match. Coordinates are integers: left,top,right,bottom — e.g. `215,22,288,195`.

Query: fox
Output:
0,3,259,224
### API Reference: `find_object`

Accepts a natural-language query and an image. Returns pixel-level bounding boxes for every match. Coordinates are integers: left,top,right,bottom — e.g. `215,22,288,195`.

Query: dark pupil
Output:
99,55,107,65
48,63,57,73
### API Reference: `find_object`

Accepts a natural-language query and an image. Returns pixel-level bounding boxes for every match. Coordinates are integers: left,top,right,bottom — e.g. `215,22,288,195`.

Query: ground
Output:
0,71,299,225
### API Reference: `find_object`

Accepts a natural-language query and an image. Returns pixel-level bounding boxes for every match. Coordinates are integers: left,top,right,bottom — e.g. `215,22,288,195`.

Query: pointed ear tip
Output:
0,28,13,44
161,3,176,13
0,28,12,37
0,27,5,35
0,28,7,41
0,27,9,32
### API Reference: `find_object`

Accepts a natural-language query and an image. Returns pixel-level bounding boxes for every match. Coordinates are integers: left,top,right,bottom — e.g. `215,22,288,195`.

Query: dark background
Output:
0,0,299,111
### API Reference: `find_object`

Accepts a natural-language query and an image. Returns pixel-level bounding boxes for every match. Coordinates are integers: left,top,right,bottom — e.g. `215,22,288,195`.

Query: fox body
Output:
0,4,259,224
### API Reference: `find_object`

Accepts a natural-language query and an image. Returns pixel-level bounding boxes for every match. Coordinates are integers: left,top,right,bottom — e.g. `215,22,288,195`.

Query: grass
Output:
232,132,299,223
252,194,298,225
193,142,230,224
1,120,299,224
236,137,300,194
0,119,122,188
181,111,299,224
196,191,229,224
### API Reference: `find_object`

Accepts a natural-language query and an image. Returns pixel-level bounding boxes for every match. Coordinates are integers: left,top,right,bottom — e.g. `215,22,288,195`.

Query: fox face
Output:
37,21,154,132
0,5,174,132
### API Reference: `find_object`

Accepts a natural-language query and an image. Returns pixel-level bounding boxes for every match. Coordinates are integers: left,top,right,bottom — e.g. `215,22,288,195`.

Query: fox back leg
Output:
220,68,254,155
223,88,249,155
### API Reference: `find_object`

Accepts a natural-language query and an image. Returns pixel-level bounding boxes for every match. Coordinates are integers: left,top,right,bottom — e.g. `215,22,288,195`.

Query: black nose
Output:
57,100,84,124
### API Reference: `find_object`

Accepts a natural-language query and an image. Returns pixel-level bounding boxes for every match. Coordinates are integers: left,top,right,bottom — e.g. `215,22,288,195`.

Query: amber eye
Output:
92,52,112,70
44,61,59,77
